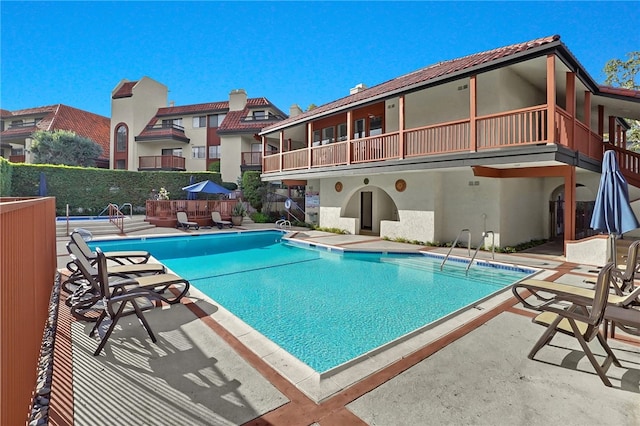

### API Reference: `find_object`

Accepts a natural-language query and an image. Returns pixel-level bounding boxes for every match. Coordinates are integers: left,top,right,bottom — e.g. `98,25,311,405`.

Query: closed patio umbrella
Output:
182,180,232,195
38,172,47,197
590,150,639,264
187,175,197,200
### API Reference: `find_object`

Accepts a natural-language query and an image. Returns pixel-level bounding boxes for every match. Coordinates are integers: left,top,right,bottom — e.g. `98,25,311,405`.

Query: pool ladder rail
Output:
440,229,495,275
275,219,291,229
98,202,133,218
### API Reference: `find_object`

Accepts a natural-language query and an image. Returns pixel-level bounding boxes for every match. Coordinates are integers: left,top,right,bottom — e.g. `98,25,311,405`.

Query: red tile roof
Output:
1,104,110,160
144,97,285,134
112,81,137,99
598,85,640,99
156,101,229,116
262,35,562,132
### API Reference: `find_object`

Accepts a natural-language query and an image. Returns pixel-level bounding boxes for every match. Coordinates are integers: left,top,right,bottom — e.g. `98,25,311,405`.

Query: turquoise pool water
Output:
90,231,534,372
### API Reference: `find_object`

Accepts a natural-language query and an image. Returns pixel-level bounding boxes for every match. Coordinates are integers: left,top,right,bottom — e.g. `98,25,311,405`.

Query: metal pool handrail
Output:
441,228,471,270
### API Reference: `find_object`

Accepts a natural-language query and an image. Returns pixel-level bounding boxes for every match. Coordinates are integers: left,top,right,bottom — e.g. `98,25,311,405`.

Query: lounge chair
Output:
525,263,622,387
512,242,640,309
70,230,150,265
176,211,199,230
66,242,189,323
89,248,190,356
603,305,640,339
211,211,233,229
64,241,166,297
613,240,640,292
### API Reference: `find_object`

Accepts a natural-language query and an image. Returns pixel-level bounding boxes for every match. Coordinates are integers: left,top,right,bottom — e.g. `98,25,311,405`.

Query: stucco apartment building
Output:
110,77,287,184
0,104,110,167
259,35,640,248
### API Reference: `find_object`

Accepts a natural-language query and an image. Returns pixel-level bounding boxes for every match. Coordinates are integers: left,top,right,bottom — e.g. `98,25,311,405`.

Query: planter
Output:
231,216,243,226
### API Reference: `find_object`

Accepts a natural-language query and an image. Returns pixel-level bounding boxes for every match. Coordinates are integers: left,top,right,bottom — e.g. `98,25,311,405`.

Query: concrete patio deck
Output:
51,224,640,425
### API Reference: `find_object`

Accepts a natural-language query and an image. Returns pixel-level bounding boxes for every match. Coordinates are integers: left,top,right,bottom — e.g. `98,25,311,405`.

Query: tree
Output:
241,171,268,211
30,130,103,166
603,51,640,150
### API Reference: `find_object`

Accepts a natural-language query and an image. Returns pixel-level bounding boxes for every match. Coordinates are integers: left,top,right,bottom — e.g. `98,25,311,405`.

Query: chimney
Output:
169,100,175,107
229,89,247,111
289,104,303,117
350,83,367,95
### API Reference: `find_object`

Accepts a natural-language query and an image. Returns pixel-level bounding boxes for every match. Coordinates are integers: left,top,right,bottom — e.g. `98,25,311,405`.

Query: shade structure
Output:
590,150,639,263
187,175,197,200
38,172,47,197
182,180,231,195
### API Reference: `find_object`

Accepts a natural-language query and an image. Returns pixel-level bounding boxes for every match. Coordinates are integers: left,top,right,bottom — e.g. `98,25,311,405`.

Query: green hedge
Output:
0,159,236,216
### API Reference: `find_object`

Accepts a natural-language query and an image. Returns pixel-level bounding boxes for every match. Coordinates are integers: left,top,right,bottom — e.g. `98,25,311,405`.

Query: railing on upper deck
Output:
262,103,610,175
241,151,262,166
477,105,547,148
605,145,640,188
138,155,186,170
8,154,26,163
406,120,469,156
351,133,400,163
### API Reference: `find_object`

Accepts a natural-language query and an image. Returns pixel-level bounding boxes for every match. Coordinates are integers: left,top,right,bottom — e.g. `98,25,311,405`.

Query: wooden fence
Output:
0,197,57,425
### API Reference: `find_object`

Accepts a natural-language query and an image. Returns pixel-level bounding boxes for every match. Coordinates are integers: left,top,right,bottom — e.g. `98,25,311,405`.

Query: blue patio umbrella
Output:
590,150,639,264
187,175,197,200
182,180,232,195
38,172,47,197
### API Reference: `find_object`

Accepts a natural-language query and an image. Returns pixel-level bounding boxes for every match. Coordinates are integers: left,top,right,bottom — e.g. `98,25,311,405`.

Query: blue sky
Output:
2,1,638,118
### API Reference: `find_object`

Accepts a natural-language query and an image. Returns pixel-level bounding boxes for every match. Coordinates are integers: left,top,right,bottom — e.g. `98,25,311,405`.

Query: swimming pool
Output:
90,231,535,373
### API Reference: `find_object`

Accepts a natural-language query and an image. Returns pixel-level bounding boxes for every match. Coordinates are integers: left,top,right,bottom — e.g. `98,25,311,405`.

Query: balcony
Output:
241,112,285,122
8,155,25,163
138,155,186,171
240,151,262,173
135,123,190,144
262,104,630,179
8,119,38,128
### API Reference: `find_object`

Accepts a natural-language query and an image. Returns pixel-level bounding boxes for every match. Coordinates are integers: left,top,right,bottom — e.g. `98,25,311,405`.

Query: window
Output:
253,110,266,119
116,125,127,152
208,114,226,127
162,148,182,156
208,145,221,159
312,130,321,146
369,115,382,136
192,146,206,159
192,116,206,128
337,123,347,141
11,147,24,155
162,118,183,128
115,159,126,169
354,119,365,139
321,127,334,145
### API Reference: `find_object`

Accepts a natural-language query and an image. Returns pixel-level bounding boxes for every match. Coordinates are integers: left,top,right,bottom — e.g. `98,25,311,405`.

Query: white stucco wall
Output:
404,79,470,129
220,135,243,183
313,169,618,248
110,77,168,170
476,67,544,116
498,178,546,246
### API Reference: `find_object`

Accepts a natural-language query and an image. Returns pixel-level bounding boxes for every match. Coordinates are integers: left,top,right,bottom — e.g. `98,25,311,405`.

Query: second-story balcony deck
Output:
138,155,186,171
262,104,640,188
135,123,190,144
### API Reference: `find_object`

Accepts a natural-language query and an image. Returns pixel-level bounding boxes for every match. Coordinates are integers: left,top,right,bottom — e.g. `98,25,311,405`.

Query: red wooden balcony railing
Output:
138,155,185,170
241,151,262,166
263,103,611,176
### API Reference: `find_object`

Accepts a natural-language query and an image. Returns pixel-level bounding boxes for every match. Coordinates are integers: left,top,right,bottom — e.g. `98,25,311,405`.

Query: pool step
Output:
56,216,157,237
